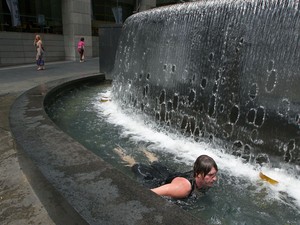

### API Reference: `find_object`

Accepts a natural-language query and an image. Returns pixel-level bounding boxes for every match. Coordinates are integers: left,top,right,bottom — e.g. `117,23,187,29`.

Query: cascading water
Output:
112,0,300,172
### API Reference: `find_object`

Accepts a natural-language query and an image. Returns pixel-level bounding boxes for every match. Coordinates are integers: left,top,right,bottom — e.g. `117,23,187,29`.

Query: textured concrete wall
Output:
140,0,156,11
98,24,122,78
62,0,92,61
0,32,65,67
92,36,99,57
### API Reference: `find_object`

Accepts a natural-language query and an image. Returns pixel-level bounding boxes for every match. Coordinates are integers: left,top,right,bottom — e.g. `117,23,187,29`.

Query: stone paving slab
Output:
0,94,56,225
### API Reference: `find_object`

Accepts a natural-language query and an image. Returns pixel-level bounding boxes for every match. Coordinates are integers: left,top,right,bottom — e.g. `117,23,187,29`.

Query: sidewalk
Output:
0,58,100,96
0,58,100,225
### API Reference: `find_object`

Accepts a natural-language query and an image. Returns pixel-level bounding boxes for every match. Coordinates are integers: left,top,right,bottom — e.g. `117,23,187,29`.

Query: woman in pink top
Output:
77,37,85,62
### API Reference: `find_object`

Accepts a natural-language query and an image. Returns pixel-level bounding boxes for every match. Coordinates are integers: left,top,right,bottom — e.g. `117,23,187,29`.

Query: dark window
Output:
0,0,62,34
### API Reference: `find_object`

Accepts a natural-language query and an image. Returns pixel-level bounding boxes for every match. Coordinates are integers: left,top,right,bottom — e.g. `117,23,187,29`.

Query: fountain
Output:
112,0,300,170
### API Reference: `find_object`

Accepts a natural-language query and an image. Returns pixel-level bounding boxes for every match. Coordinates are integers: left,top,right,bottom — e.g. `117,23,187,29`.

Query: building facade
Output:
0,0,186,66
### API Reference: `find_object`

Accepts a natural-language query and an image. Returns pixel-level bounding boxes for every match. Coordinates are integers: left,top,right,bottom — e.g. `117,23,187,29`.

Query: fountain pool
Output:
45,83,300,225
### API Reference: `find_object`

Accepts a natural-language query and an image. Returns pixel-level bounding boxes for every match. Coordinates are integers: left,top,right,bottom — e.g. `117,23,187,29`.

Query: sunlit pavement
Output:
0,58,99,225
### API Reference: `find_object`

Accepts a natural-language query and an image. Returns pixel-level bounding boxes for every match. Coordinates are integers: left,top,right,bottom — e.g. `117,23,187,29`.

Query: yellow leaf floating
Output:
100,97,110,102
259,172,279,185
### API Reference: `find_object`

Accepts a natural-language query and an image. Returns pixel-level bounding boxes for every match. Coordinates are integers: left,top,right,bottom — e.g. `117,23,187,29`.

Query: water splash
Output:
94,90,300,210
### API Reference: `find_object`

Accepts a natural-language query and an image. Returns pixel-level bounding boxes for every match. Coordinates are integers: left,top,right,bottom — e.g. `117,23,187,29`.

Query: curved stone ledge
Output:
9,74,205,225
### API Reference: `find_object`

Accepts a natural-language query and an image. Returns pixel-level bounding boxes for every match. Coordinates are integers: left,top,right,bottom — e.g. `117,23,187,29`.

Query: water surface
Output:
46,84,300,225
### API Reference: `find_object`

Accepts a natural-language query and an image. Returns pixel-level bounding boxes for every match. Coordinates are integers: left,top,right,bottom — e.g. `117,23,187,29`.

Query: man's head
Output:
193,155,218,188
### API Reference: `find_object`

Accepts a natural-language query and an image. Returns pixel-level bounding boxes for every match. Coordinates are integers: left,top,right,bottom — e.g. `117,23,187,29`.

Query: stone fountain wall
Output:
112,0,300,169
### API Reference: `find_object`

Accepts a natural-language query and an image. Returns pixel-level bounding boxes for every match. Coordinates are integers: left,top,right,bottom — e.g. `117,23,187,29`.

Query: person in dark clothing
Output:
150,155,218,199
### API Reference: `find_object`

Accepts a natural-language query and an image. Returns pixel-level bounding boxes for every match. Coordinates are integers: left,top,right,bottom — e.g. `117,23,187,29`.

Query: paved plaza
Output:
0,58,100,225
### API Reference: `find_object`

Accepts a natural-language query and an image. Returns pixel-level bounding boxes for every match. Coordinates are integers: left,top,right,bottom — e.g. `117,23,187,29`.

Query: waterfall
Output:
112,0,300,173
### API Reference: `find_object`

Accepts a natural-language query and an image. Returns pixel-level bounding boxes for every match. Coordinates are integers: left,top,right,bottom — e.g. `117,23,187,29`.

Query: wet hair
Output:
80,37,84,41
193,155,218,177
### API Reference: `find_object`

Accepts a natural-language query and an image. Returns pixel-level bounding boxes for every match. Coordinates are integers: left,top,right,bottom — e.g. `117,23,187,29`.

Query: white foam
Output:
93,91,300,209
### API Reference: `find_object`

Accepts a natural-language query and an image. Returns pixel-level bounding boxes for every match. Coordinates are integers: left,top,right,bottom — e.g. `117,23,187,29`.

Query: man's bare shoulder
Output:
170,177,193,197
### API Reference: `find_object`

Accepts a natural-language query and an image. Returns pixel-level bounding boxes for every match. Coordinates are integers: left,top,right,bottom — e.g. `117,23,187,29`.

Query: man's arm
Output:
151,177,192,199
